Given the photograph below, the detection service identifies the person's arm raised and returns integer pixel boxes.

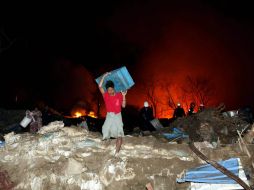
[121,91,127,108]
[98,72,110,94]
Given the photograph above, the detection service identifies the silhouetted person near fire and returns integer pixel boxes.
[188,102,196,116]
[198,103,205,112]
[139,101,155,133]
[99,72,127,156]
[173,103,186,119]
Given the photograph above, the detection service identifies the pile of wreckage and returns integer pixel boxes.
[157,104,254,189]
[0,105,253,190]
[167,104,253,144]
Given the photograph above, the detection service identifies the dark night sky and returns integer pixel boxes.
[1,1,254,115]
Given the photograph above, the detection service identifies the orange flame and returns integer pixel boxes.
[88,111,97,118]
[74,112,83,118]
[71,109,97,118]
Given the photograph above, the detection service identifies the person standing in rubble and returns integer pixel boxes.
[173,103,186,119]
[98,72,127,156]
[139,101,155,133]
[188,102,196,116]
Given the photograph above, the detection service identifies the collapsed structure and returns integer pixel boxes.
[0,105,253,189]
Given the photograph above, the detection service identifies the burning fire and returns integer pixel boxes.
[88,111,97,118]
[74,112,83,118]
[72,110,97,118]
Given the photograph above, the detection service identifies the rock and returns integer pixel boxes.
[62,158,85,175]
[38,121,64,134]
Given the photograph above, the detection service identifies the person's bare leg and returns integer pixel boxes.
[146,183,154,190]
[115,137,123,155]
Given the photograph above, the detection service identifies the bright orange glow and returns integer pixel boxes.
[88,111,97,118]
[71,108,97,118]
[71,108,86,118]
[136,84,210,118]
[74,112,82,118]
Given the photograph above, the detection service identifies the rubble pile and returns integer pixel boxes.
[0,121,253,189]
[170,107,251,143]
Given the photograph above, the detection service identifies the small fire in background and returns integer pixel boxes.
[88,111,97,118]
[74,112,83,118]
[71,108,86,118]
[71,108,97,118]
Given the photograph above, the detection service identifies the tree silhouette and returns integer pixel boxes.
[141,78,162,118]
[182,75,215,107]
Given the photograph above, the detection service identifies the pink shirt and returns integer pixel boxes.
[103,92,123,114]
